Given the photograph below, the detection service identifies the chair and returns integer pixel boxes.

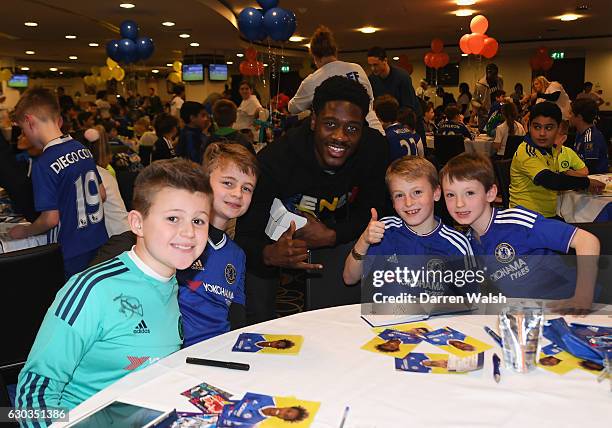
[503,135,525,159]
[115,170,139,211]
[433,134,465,168]
[139,145,153,167]
[0,244,65,407]
[493,159,512,209]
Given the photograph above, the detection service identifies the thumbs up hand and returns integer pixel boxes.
[362,208,386,246]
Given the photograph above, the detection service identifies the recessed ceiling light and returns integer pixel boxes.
[303,43,311,48]
[65,35,77,39]
[263,63,269,67]
[59,71,64,75]
[49,67,58,71]
[152,69,159,73]
[226,61,233,65]
[24,22,38,27]
[289,36,306,42]
[559,14,580,21]
[357,26,379,34]
[68,55,78,60]
[189,42,200,47]
[25,50,35,55]
[392,56,399,60]
[166,63,173,66]
[120,3,135,8]
[162,21,175,27]
[461,53,468,57]
[454,9,475,16]
[456,0,476,5]
[89,42,99,47]
[179,33,190,38]
[21,67,30,71]
[236,53,244,57]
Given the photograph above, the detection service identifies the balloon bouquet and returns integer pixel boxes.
[459,15,499,58]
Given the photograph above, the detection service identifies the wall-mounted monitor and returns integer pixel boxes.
[209,64,228,81]
[8,74,29,88]
[182,64,204,81]
[425,63,459,86]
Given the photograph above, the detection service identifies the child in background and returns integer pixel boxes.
[493,102,526,157]
[373,95,424,162]
[554,121,588,177]
[437,106,473,140]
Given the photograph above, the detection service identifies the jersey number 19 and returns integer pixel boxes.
[74,170,103,228]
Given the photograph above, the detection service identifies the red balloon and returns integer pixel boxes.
[239,60,264,76]
[467,33,486,55]
[245,47,257,61]
[529,55,542,71]
[438,52,450,68]
[459,34,471,54]
[541,55,554,71]
[424,52,435,68]
[431,38,444,53]
[536,46,548,57]
[481,37,499,59]
[470,15,489,35]
[398,54,413,74]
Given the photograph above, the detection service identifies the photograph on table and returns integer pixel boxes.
[538,344,582,375]
[217,392,320,427]
[361,328,424,358]
[181,381,233,414]
[394,351,484,374]
[423,327,492,356]
[169,412,218,428]
[232,333,304,355]
[371,321,433,337]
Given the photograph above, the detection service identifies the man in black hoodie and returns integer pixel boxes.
[235,76,389,323]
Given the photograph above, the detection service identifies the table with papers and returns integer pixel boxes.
[425,134,494,156]
[56,304,612,427]
[0,189,50,253]
[557,173,612,223]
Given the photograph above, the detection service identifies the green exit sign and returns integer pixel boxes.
[280,65,290,73]
[551,51,565,60]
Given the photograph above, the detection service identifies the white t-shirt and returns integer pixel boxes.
[170,96,184,119]
[97,166,130,237]
[494,121,525,155]
[288,60,384,134]
[537,81,571,120]
[234,95,263,131]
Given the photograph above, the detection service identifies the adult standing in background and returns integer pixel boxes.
[288,25,383,134]
[234,81,264,132]
[524,76,571,121]
[510,83,524,110]
[576,82,604,107]
[367,46,424,139]
[457,82,472,120]
[472,63,504,130]
[170,86,185,119]
[56,87,74,112]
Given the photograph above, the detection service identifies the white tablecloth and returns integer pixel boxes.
[425,135,494,156]
[557,174,612,223]
[56,305,612,428]
[0,222,49,253]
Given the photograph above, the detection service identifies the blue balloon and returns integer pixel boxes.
[136,37,155,60]
[286,10,297,39]
[263,7,291,41]
[257,0,278,11]
[118,38,137,63]
[120,20,139,41]
[106,40,121,62]
[238,7,266,42]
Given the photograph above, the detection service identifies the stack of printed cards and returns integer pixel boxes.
[395,352,485,374]
[166,412,218,427]
[217,392,320,427]
[538,344,605,375]
[422,326,492,357]
[232,333,304,355]
[181,381,233,414]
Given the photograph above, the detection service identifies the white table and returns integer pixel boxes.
[557,174,612,223]
[57,305,612,428]
[425,135,494,156]
[0,222,50,253]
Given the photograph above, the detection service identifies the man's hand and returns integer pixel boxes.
[262,221,323,270]
[8,224,30,239]
[587,179,605,194]
[293,213,336,249]
[548,295,593,317]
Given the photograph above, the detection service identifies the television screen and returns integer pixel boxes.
[209,64,228,81]
[425,63,459,86]
[182,64,204,81]
[8,74,28,88]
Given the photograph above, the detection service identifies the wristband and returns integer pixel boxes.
[351,247,366,261]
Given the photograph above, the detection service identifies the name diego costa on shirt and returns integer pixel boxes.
[49,148,94,174]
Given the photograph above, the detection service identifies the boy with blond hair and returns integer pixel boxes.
[16,159,212,418]
[178,143,259,346]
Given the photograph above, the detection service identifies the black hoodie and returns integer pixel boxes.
[235,120,389,277]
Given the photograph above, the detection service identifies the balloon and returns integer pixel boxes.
[398,55,413,74]
[257,0,278,11]
[90,66,100,75]
[467,33,486,55]
[424,52,434,68]
[0,69,12,81]
[438,52,450,68]
[168,72,182,84]
[245,47,258,61]
[173,61,182,73]
[106,57,118,69]
[120,20,139,41]
[136,37,154,61]
[529,55,541,70]
[470,15,489,34]
[263,7,292,41]
[431,38,444,53]
[83,75,95,86]
[95,75,106,86]
[287,10,297,38]
[541,55,554,71]
[238,7,266,41]
[239,61,264,76]
[459,34,472,55]
[106,40,121,62]
[536,46,548,56]
[100,66,112,81]
[481,37,499,59]
[118,38,138,63]
[111,67,125,81]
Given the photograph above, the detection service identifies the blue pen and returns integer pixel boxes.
[484,326,503,347]
[492,353,501,383]
[339,406,350,428]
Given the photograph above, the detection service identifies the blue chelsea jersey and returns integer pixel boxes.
[573,126,609,174]
[177,226,246,347]
[32,136,108,259]
[384,123,424,162]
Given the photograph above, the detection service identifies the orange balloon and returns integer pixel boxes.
[431,38,444,53]
[438,52,450,68]
[459,34,471,54]
[245,47,257,61]
[481,37,499,59]
[467,33,486,55]
[541,55,554,71]
[424,52,435,68]
[536,46,548,56]
[470,15,489,35]
[529,55,541,70]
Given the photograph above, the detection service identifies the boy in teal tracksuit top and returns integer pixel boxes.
[15,158,213,424]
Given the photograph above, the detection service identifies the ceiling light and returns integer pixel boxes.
[263,63,269,67]
[65,35,77,39]
[25,50,35,55]
[456,0,476,5]
[559,14,580,21]
[461,53,468,57]
[59,71,64,75]
[24,22,38,27]
[357,27,379,34]
[392,56,399,60]
[303,43,311,48]
[49,67,58,71]
[454,9,475,16]
[152,69,159,73]
[289,36,306,42]
[89,42,99,47]
[179,33,190,38]
[189,42,200,47]
[236,53,244,57]
[120,3,135,8]
[21,67,30,71]
[226,61,233,65]
[162,21,175,27]
[68,55,78,60]
[166,63,173,66]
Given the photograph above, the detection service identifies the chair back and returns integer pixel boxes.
[493,159,512,208]
[433,134,465,168]
[139,145,153,166]
[503,135,524,159]
[115,170,139,211]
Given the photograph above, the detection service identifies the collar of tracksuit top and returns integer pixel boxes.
[524,135,554,156]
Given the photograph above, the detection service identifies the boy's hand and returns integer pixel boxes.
[8,224,30,239]
[294,213,336,249]
[587,179,605,194]
[263,221,323,270]
[362,208,386,245]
